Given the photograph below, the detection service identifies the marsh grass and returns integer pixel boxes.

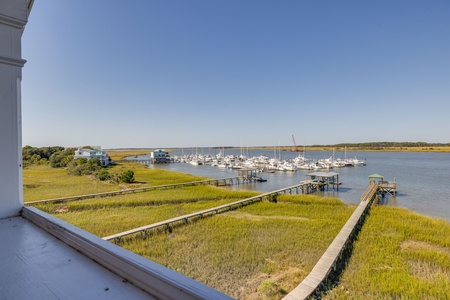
[33,186,259,237]
[119,195,354,299]
[31,178,354,300]
[324,206,450,300]
[23,163,206,202]
[36,199,238,237]
[23,165,119,201]
[37,186,259,211]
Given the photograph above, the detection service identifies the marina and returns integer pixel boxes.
[142,149,450,221]
[128,148,366,171]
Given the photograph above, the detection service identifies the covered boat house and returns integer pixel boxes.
[305,172,340,191]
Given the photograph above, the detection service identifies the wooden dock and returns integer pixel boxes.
[378,180,397,196]
[26,171,332,207]
[305,172,340,191]
[103,182,311,242]
[24,176,252,205]
[282,182,379,300]
[369,174,397,196]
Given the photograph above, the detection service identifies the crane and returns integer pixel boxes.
[292,135,299,152]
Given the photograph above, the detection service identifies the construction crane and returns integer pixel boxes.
[291,135,299,152]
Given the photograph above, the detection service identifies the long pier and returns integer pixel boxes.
[282,181,379,300]
[24,176,254,205]
[25,172,334,206]
[102,182,309,242]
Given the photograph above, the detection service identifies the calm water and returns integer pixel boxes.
[143,150,450,221]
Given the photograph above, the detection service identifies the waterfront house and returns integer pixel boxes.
[150,149,171,163]
[74,147,110,166]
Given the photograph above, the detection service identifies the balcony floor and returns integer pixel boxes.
[0,216,154,299]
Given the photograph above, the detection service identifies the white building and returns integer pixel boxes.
[74,147,110,166]
[150,149,170,163]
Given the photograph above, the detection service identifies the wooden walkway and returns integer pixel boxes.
[282,182,379,300]
[24,173,323,207]
[103,182,309,242]
[24,176,252,205]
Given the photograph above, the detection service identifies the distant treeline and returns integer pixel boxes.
[215,142,450,151]
[312,142,450,148]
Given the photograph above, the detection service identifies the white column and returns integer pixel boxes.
[0,0,28,218]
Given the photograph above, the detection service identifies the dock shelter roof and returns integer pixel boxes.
[307,172,339,178]
[369,174,384,179]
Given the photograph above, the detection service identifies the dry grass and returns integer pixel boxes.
[219,210,310,222]
[400,240,450,256]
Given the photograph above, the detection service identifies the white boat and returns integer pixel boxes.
[297,163,313,170]
[189,160,202,166]
[280,162,297,171]
[348,157,366,166]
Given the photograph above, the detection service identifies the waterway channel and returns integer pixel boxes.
[136,150,450,221]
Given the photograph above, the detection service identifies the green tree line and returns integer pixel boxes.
[312,141,450,148]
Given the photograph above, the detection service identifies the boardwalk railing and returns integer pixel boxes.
[24,176,248,206]
[360,181,378,202]
[103,182,307,242]
[283,183,379,300]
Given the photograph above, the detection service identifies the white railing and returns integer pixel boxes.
[22,206,233,300]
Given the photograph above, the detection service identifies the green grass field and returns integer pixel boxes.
[23,165,119,201]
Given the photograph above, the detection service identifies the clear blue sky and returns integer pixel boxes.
[22,1,450,149]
